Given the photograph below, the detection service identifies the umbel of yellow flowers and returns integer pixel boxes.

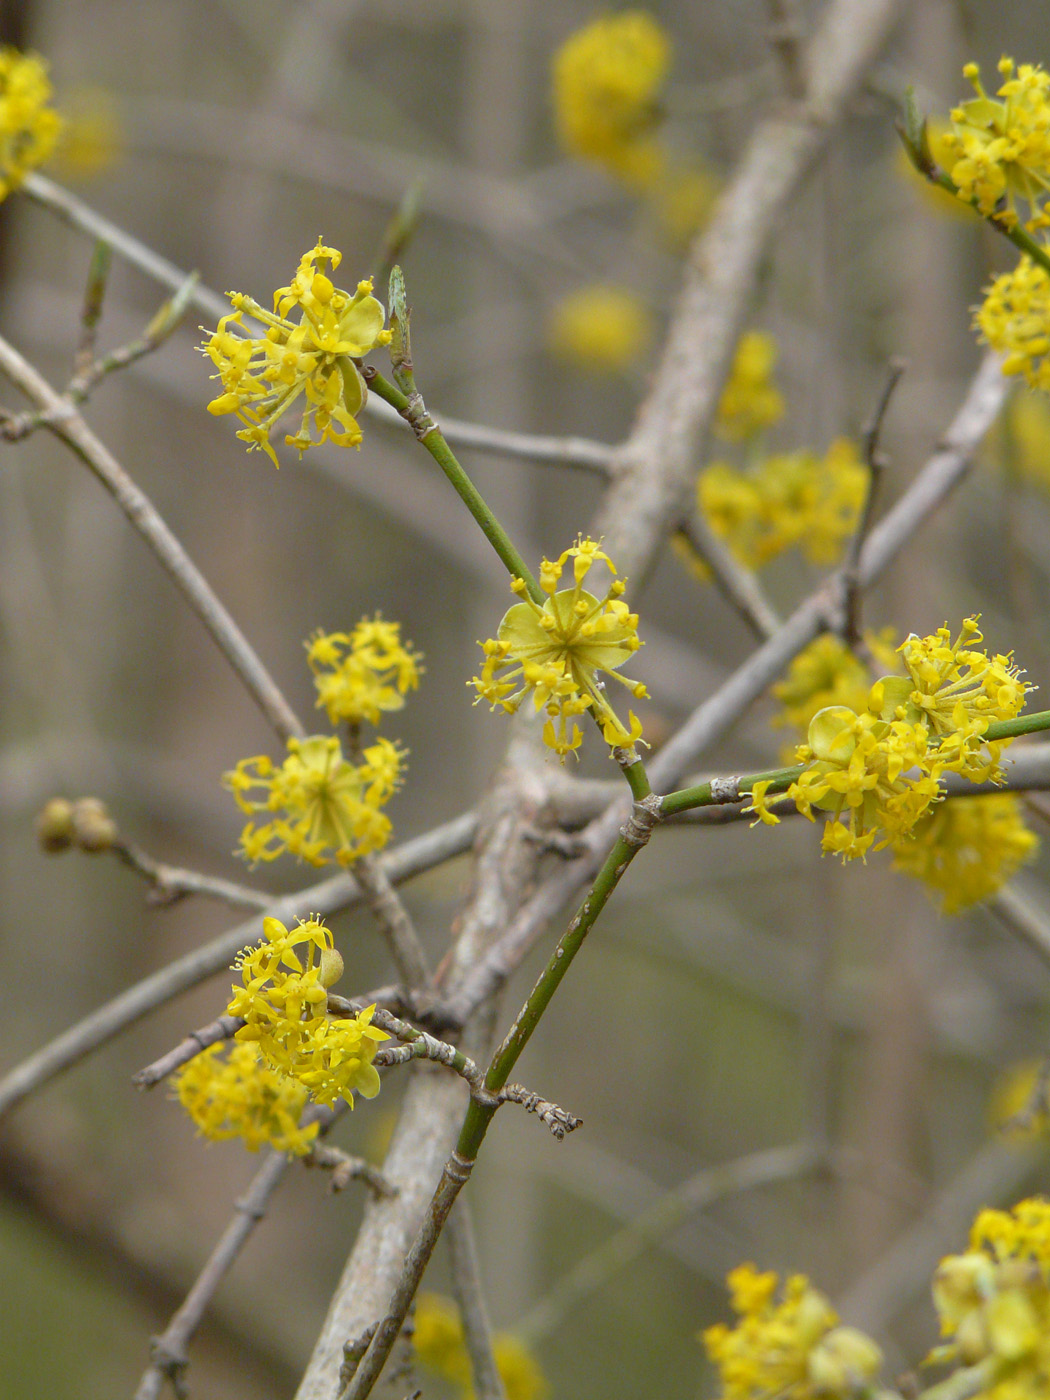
[228,916,388,1108]
[0,48,62,198]
[201,239,392,466]
[748,618,1031,864]
[472,537,647,758]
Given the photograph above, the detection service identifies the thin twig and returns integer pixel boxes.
[134,1100,346,1400]
[447,1202,506,1400]
[349,853,429,989]
[0,332,305,744]
[0,812,478,1121]
[133,1147,293,1400]
[516,1142,820,1342]
[677,514,782,641]
[133,1015,245,1088]
[21,173,613,473]
[304,1145,397,1198]
[111,841,272,910]
[840,356,906,644]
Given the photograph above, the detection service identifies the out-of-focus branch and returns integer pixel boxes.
[111,839,272,910]
[447,1203,506,1400]
[0,812,477,1121]
[517,1142,820,1342]
[20,174,612,472]
[0,332,306,745]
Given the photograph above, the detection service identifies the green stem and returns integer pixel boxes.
[986,707,1050,741]
[366,368,541,601]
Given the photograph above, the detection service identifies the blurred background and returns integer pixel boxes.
[3,1,1050,1396]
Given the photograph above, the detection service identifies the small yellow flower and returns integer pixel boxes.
[787,705,943,863]
[174,1040,319,1156]
[975,256,1050,391]
[307,617,423,727]
[224,733,404,867]
[228,916,388,1108]
[552,11,670,187]
[704,1264,880,1400]
[772,631,898,745]
[547,285,653,374]
[0,48,61,198]
[930,1198,1050,1390]
[871,616,1031,782]
[201,239,392,466]
[471,537,647,758]
[743,779,781,827]
[714,332,785,443]
[940,58,1050,230]
[413,1293,548,1400]
[891,794,1037,914]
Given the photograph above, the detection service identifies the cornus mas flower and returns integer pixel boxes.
[201,239,392,467]
[931,1198,1050,1388]
[547,285,653,374]
[786,705,944,863]
[871,617,1030,782]
[941,58,1050,230]
[224,733,404,867]
[0,48,61,198]
[975,256,1050,390]
[228,916,389,1108]
[471,537,647,758]
[891,794,1037,915]
[307,617,423,727]
[699,440,867,571]
[552,11,670,188]
[703,1264,882,1400]
[174,1041,319,1156]
[413,1294,549,1400]
[713,331,785,443]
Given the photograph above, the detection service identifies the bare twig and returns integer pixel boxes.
[0,332,305,744]
[0,812,477,1121]
[21,174,612,473]
[447,1202,506,1400]
[304,1145,397,1198]
[133,1015,245,1088]
[111,840,271,911]
[839,356,907,644]
[350,854,429,990]
[133,1147,293,1400]
[676,513,782,641]
[497,1084,582,1141]
[516,1142,820,1342]
[766,0,808,98]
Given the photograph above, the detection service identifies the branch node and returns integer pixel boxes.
[621,792,663,848]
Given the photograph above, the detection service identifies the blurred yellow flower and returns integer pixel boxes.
[548,285,653,373]
[52,86,121,179]
[174,1041,319,1156]
[0,47,61,198]
[714,331,785,443]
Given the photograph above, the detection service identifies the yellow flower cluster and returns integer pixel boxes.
[413,1293,548,1400]
[986,391,1050,494]
[201,239,392,467]
[931,1198,1050,1393]
[225,734,404,868]
[307,617,422,728]
[941,59,1050,231]
[891,792,1037,914]
[699,439,867,571]
[772,631,899,741]
[471,537,647,758]
[714,332,786,443]
[751,618,1031,864]
[0,48,61,198]
[976,256,1050,391]
[552,12,669,188]
[228,916,388,1108]
[174,1040,320,1156]
[547,285,653,374]
[703,1264,882,1400]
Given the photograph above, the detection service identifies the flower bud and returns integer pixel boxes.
[36,797,75,853]
[71,797,117,853]
[320,946,345,989]
[807,1326,883,1396]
